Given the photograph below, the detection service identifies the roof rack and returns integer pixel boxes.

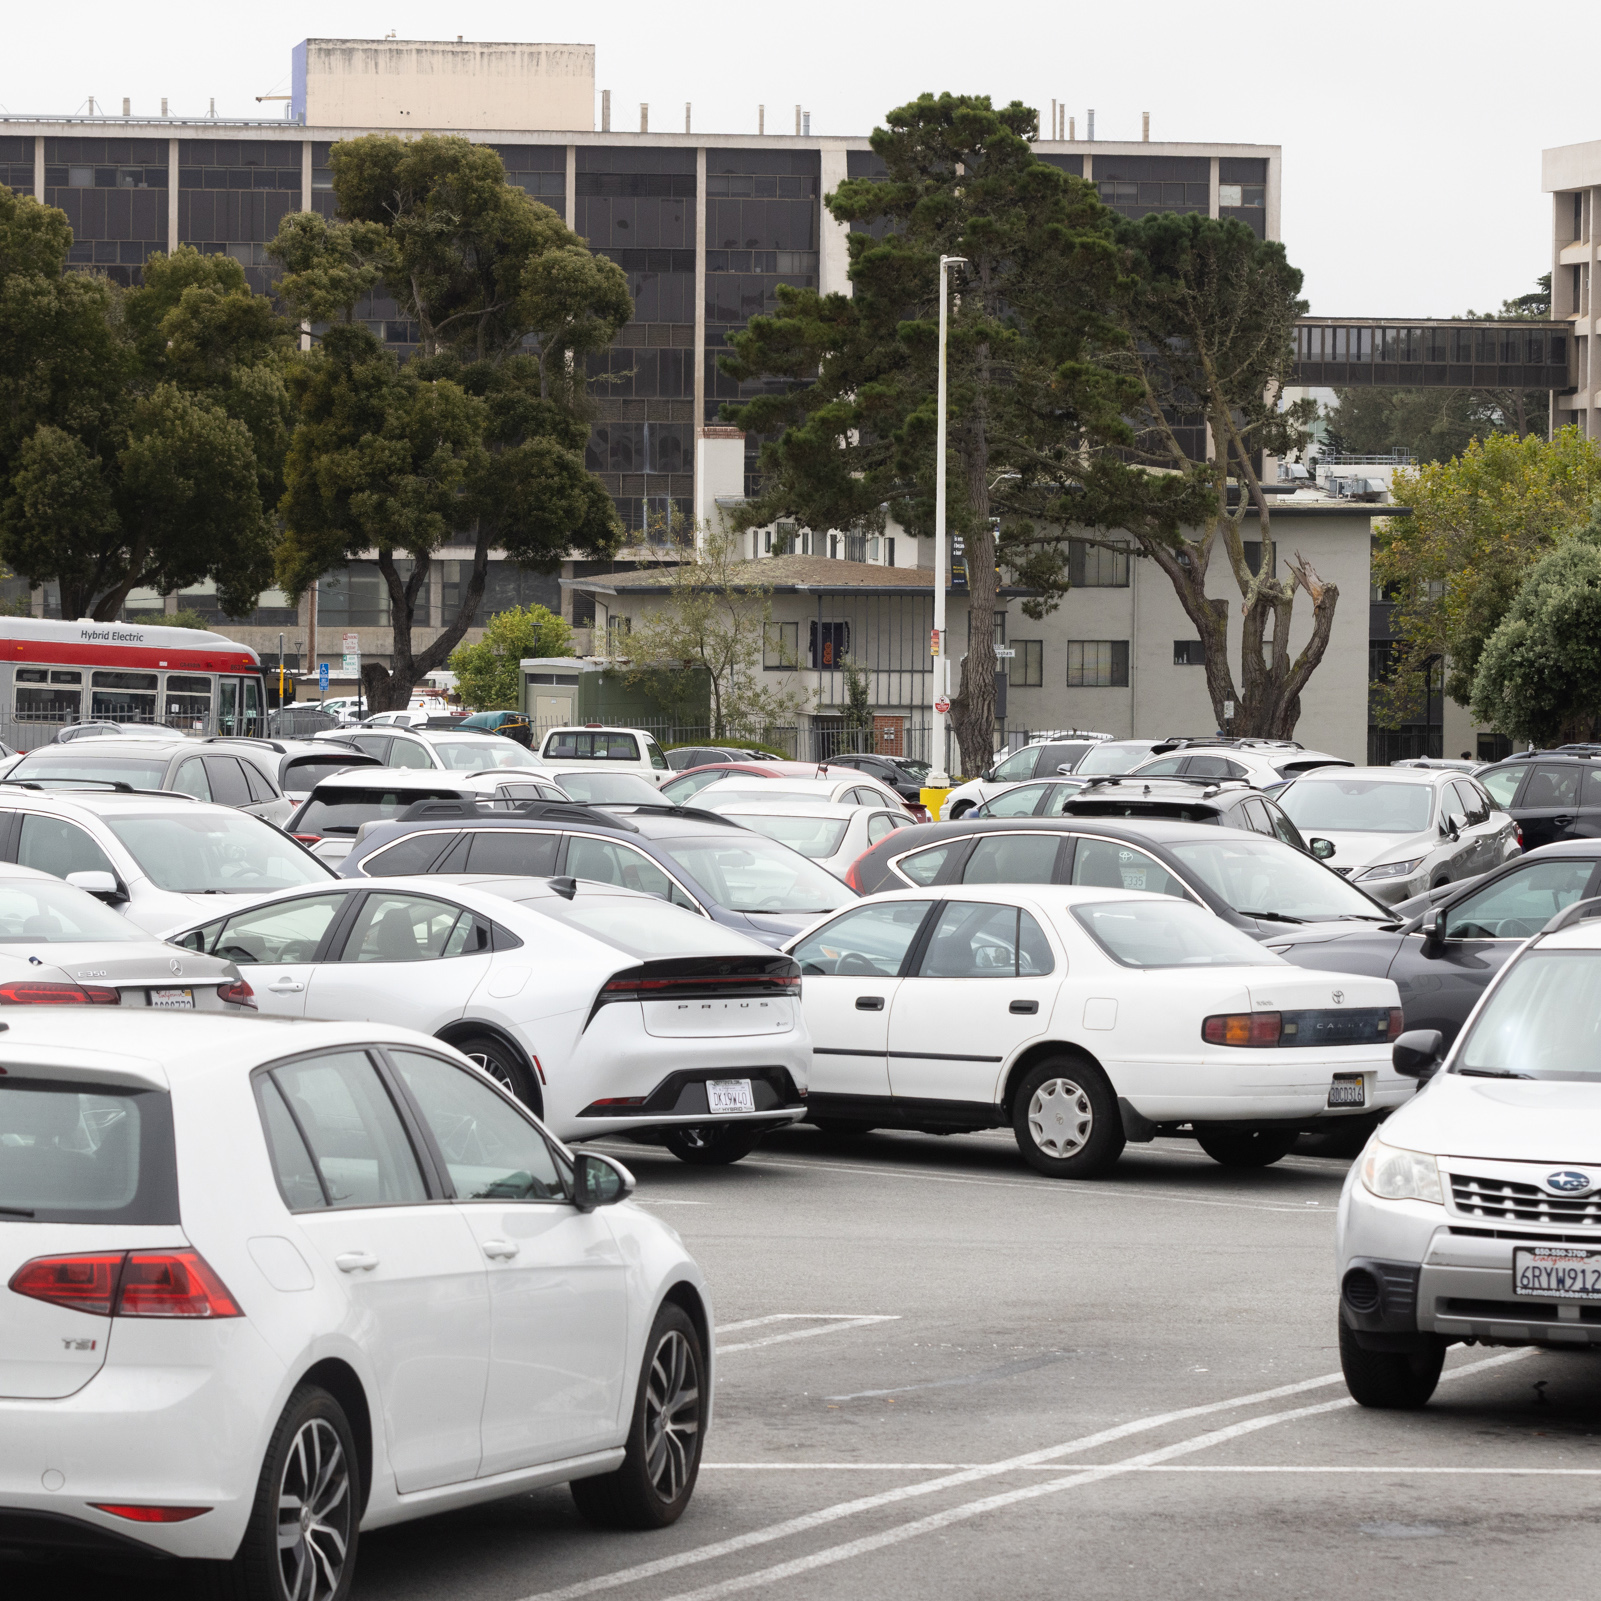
[393,797,642,833]
[0,778,198,801]
[1076,774,1248,795]
[1151,736,1303,754]
[206,736,289,754]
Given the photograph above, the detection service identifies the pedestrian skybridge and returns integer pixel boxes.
[1293,319,1573,390]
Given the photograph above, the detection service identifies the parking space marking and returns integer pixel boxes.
[824,1350,1071,1400]
[702,1461,1601,1475]
[638,1349,1534,1601]
[517,1350,1528,1601]
[715,1314,900,1354]
[740,1153,1333,1214]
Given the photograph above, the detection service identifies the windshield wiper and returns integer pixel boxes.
[1238,910,1307,924]
[1455,1068,1534,1079]
[0,1204,36,1217]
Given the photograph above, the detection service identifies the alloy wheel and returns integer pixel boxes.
[468,1050,516,1094]
[643,1329,700,1502]
[276,1416,352,1601]
[1027,1077,1093,1159]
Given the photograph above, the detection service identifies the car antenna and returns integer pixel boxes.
[548,876,578,900]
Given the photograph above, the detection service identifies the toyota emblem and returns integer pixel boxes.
[1330,989,1344,1005]
[169,958,182,976]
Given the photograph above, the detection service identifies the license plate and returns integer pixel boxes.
[148,988,195,1010]
[706,1078,755,1113]
[1514,1246,1601,1300]
[1327,1075,1366,1108]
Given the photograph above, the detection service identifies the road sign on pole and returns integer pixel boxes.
[318,661,330,693]
[934,697,951,715]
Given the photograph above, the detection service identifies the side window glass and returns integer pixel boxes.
[982,785,1046,818]
[566,835,675,899]
[1071,838,1187,897]
[1525,765,1580,809]
[962,833,1062,884]
[646,738,669,772]
[264,1051,427,1208]
[991,749,1039,781]
[1017,909,1055,975]
[1043,784,1082,817]
[866,813,898,845]
[341,893,471,962]
[792,899,933,975]
[1443,861,1596,941]
[350,735,390,760]
[213,892,348,964]
[897,845,953,886]
[1585,768,1601,809]
[1239,799,1275,836]
[464,830,561,877]
[390,1050,564,1201]
[1136,756,1186,776]
[203,756,251,807]
[1263,801,1306,850]
[365,832,458,876]
[388,740,432,770]
[17,816,115,881]
[1440,783,1470,830]
[598,733,639,761]
[1188,755,1235,779]
[257,1075,328,1211]
[173,759,211,800]
[919,901,1054,978]
[543,733,579,759]
[1480,766,1524,809]
[242,762,276,806]
[1458,781,1490,825]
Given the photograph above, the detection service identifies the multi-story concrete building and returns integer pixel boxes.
[1545,139,1601,436]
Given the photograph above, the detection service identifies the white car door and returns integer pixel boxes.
[257,1047,490,1492]
[387,1048,630,1471]
[790,900,936,1102]
[886,900,1059,1105]
[194,890,355,1017]
[305,889,498,1030]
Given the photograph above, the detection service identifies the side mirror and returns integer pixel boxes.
[1420,908,1446,950]
[1055,764,1076,776]
[981,768,995,783]
[573,1150,635,1212]
[1392,1028,1445,1080]
[1441,818,1459,840]
[66,870,125,905]
[1309,837,1335,860]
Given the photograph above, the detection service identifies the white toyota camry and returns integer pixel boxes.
[788,884,1409,1177]
[171,874,810,1166]
[0,1012,710,1594]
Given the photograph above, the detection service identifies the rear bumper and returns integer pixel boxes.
[1118,1053,1411,1125]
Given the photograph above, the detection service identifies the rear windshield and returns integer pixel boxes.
[556,772,668,805]
[8,753,171,790]
[0,1080,178,1223]
[522,895,760,957]
[543,731,641,761]
[296,788,467,835]
[1277,779,1433,834]
[733,814,850,858]
[1073,899,1281,968]
[282,756,376,792]
[1073,742,1158,776]
[430,739,540,772]
[658,835,854,914]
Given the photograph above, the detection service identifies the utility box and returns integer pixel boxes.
[519,658,711,728]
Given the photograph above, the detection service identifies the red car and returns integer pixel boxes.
[661,760,925,819]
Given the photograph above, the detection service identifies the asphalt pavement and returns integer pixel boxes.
[13,1125,1601,1600]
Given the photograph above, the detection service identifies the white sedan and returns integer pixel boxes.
[171,874,810,1165]
[0,1012,711,1589]
[700,798,914,878]
[788,884,1408,1177]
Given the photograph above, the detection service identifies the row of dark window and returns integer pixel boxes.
[1296,325,1567,365]
[585,421,693,475]
[46,165,168,189]
[709,197,817,251]
[578,201,692,249]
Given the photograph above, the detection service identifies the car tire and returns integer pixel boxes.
[1011,1056,1124,1179]
[455,1032,538,1109]
[1194,1125,1299,1167]
[1338,1316,1445,1409]
[662,1124,766,1165]
[196,1384,359,1601]
[948,801,974,819]
[570,1301,705,1529]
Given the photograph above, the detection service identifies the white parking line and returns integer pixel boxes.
[715,1314,900,1355]
[701,1461,1601,1476]
[515,1350,1528,1601]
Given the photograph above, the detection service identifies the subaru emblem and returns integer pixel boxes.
[1331,989,1344,1005]
[169,958,182,976]
[1545,1170,1592,1194]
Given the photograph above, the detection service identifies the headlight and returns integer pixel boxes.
[1357,857,1424,883]
[1359,1139,1443,1204]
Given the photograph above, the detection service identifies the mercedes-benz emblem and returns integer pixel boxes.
[169,958,183,976]
[1330,989,1344,1005]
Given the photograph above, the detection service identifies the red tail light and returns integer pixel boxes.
[603,972,800,994]
[91,1504,211,1523]
[1387,1007,1405,1041]
[9,1250,242,1319]
[1202,1011,1282,1047]
[293,833,322,844]
[0,981,119,1005]
[217,977,257,1009]
[843,846,875,894]
[1514,823,1524,848]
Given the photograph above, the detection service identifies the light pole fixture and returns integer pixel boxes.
[929,253,966,787]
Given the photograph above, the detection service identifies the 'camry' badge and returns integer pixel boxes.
[1545,1171,1591,1194]
[1331,989,1344,1005]
[169,958,182,976]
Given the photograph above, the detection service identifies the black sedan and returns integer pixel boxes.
[1267,839,1601,1044]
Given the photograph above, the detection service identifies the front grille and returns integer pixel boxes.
[1442,1297,1601,1324]
[1331,866,1353,878]
[1450,1174,1601,1228]
[1449,1224,1601,1246]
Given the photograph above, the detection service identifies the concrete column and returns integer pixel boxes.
[32,136,43,201]
[1209,155,1220,220]
[1589,186,1598,430]
[1265,150,1282,242]
[818,143,851,298]
[300,139,312,211]
[167,138,179,252]
[564,143,576,227]
[693,144,707,529]
[1081,151,1092,183]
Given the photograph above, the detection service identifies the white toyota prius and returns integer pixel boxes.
[788,884,1409,1176]
[0,1012,712,1594]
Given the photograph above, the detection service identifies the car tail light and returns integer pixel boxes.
[91,1504,211,1523]
[117,1251,242,1318]
[293,833,322,844]
[0,981,119,1005]
[1387,1007,1405,1041]
[602,970,801,996]
[217,977,257,1009]
[1514,822,1524,848]
[843,846,875,894]
[9,1253,124,1315]
[8,1249,242,1319]
[1202,1012,1282,1047]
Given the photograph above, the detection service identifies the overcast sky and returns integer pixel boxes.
[2,0,1582,317]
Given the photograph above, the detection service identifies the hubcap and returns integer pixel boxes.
[469,1050,515,1093]
[276,1417,350,1601]
[643,1330,700,1502]
[1027,1077,1093,1160]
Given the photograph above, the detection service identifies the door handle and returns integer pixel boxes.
[1554,815,1575,826]
[1009,999,1039,1015]
[482,1239,520,1261]
[334,1251,378,1273]
[855,995,885,1011]
[268,978,305,993]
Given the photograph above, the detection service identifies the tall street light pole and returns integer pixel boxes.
[929,253,966,788]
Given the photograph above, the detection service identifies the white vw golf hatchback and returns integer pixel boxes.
[789,884,1408,1176]
[0,1012,712,1596]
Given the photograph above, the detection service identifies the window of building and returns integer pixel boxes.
[1008,640,1043,687]
[764,620,799,669]
[1066,640,1129,688]
[809,620,850,669]
[1068,541,1130,587]
[1174,640,1205,666]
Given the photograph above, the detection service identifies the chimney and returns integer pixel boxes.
[1069,116,1075,141]
[795,104,801,136]
[685,102,692,134]
[160,96,168,117]
[208,97,215,118]
[1087,109,1095,141]
[803,110,811,135]
[122,97,130,117]
[640,102,648,133]
[601,89,610,132]
[759,104,765,135]
[1050,98,1056,141]
[1142,111,1150,141]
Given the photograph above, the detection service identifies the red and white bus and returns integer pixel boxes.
[0,617,267,748]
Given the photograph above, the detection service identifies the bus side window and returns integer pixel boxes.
[242,679,264,737]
